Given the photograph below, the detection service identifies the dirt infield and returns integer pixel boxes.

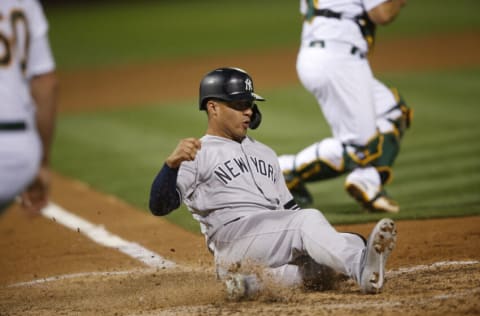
[1,177,479,315]
[1,32,480,315]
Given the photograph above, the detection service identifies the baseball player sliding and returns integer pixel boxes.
[0,0,58,214]
[149,67,397,299]
[279,0,411,213]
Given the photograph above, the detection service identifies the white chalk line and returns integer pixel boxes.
[387,260,479,276]
[41,202,175,269]
[8,270,141,287]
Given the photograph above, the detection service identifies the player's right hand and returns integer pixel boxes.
[166,138,202,168]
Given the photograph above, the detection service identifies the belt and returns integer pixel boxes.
[0,121,27,131]
[308,40,366,59]
[313,9,342,19]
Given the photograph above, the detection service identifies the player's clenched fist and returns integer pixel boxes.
[166,138,202,168]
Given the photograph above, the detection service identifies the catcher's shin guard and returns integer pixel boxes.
[372,133,399,185]
[283,159,343,207]
[374,90,413,185]
[381,87,413,139]
[279,139,346,207]
[345,133,384,168]
[343,133,402,211]
[296,138,346,181]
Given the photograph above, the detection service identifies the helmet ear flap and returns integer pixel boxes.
[199,98,209,111]
[249,104,262,129]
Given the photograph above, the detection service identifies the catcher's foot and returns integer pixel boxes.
[359,218,397,294]
[345,180,399,213]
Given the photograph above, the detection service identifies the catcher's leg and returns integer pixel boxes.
[344,131,402,213]
[344,166,400,213]
[374,87,412,185]
[278,138,348,207]
[345,87,412,213]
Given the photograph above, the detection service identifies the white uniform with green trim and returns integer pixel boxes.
[298,0,401,145]
[278,0,406,205]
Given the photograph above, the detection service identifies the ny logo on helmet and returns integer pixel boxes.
[245,78,253,91]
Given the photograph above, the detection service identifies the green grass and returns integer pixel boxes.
[45,0,480,70]
[46,0,300,69]
[52,68,480,232]
[379,0,480,37]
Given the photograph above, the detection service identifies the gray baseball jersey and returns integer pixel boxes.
[177,135,296,238]
[150,134,367,287]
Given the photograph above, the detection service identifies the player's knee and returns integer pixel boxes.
[278,139,343,192]
[377,88,413,138]
[288,138,345,183]
[317,138,344,170]
[278,155,295,172]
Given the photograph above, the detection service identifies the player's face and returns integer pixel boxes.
[207,100,254,142]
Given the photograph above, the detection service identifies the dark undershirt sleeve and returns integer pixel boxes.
[149,163,181,216]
